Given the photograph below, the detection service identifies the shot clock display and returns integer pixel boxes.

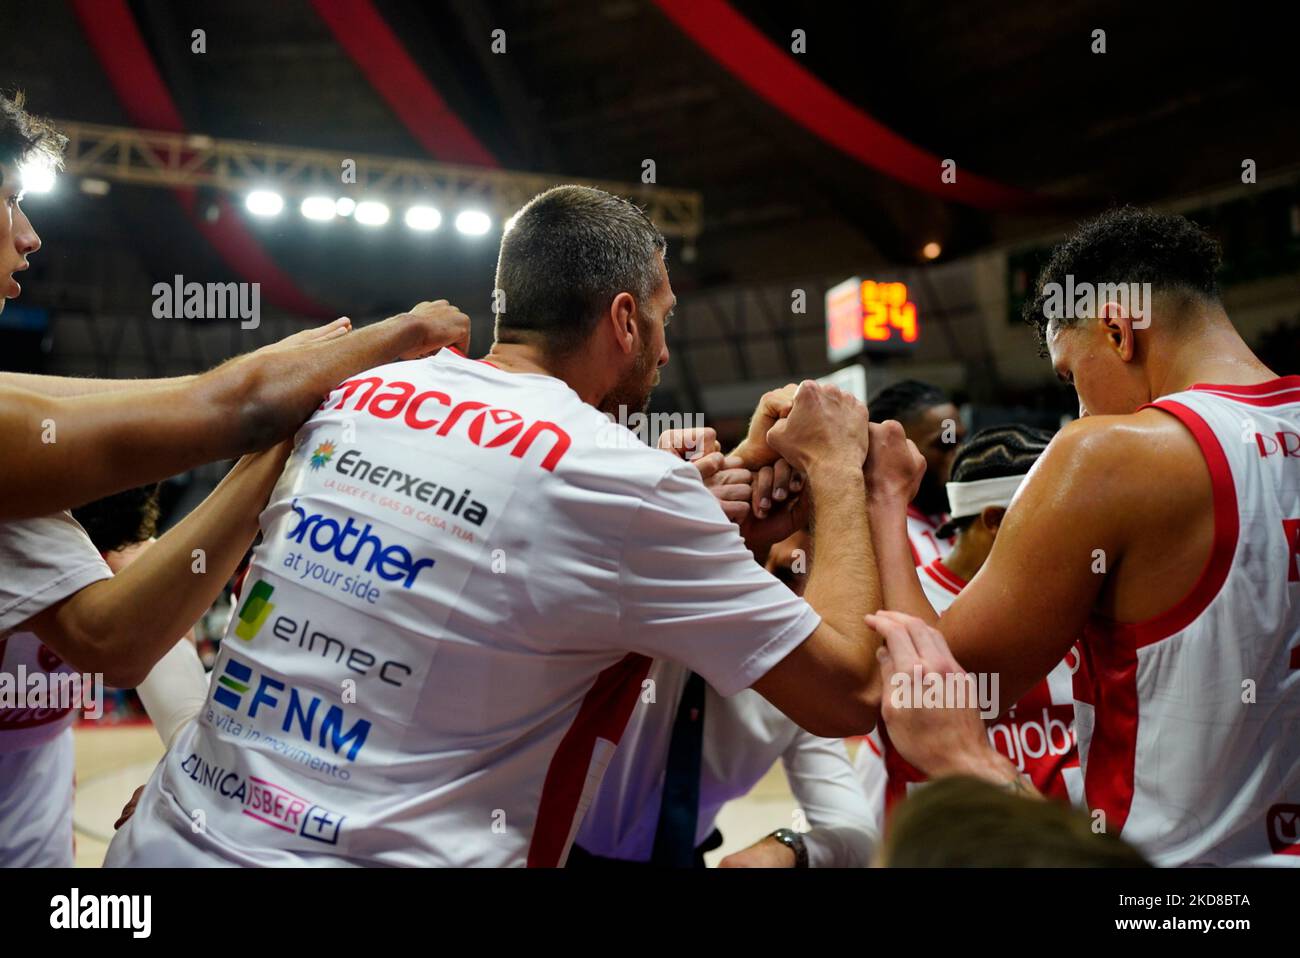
[825,277,921,361]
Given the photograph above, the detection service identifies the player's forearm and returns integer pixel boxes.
[220,314,428,447]
[1,315,428,519]
[1,373,263,518]
[0,371,198,397]
[802,463,878,654]
[39,446,286,685]
[867,492,940,625]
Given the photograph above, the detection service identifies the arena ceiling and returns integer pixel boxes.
[4,0,1297,333]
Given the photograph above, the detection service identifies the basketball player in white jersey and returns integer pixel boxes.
[867,380,965,566]
[856,425,1082,828]
[864,207,1300,866]
[107,185,886,868]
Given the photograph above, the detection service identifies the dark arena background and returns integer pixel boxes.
[1,0,1298,941]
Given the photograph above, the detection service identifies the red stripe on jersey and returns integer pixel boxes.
[1188,375,1300,402]
[908,538,922,566]
[1191,389,1300,408]
[1114,400,1240,648]
[527,653,652,867]
[922,558,967,595]
[1074,618,1140,834]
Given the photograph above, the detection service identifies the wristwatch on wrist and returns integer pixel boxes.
[769,828,809,868]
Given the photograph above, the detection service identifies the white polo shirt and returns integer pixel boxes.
[109,350,820,868]
[576,659,876,866]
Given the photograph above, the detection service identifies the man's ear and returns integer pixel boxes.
[606,291,638,357]
[980,505,1008,535]
[1098,301,1136,362]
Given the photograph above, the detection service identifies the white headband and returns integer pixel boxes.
[944,474,1026,522]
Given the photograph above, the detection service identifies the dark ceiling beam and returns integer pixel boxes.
[446,0,558,171]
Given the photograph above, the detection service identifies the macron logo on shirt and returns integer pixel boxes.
[325,375,573,471]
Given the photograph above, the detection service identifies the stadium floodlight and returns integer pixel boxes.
[245,190,284,217]
[335,197,356,217]
[301,196,337,221]
[455,210,491,236]
[404,205,442,231]
[354,201,391,226]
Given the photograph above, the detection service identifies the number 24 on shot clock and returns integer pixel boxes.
[825,277,921,361]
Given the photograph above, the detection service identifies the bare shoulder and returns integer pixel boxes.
[1049,408,1202,465]
[1026,408,1209,522]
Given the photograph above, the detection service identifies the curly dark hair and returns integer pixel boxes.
[72,485,163,555]
[1023,206,1223,354]
[0,90,66,186]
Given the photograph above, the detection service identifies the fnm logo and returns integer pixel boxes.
[213,655,370,762]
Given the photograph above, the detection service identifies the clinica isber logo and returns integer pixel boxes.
[282,498,436,603]
[213,654,370,762]
[179,751,345,845]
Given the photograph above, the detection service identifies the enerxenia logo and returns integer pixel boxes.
[309,441,337,471]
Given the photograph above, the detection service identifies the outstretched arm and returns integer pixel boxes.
[20,441,290,686]
[0,301,469,519]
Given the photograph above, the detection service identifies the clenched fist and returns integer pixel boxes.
[766,380,870,474]
[394,299,471,359]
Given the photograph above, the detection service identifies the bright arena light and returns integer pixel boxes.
[922,241,942,260]
[301,196,337,221]
[404,205,442,231]
[354,201,391,226]
[335,197,356,217]
[19,161,56,194]
[455,210,491,236]
[245,190,284,217]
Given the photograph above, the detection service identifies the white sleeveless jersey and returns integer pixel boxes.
[107,351,817,868]
[1073,376,1300,866]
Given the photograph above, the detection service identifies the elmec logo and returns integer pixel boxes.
[213,655,371,762]
[235,581,275,641]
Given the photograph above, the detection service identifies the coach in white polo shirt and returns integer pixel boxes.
[108,184,885,868]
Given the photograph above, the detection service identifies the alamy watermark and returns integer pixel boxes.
[0,665,103,720]
[889,664,1000,719]
[597,405,708,452]
[152,274,261,329]
[1040,276,1152,329]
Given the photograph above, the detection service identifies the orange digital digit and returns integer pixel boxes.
[892,300,918,342]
